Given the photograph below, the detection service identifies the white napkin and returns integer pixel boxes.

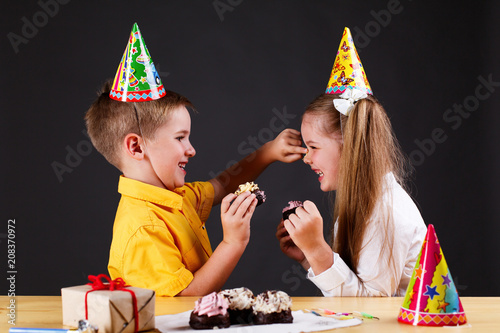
[155,310,362,332]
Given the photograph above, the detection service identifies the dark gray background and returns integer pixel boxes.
[2,0,499,296]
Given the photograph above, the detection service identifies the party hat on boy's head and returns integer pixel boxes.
[325,27,372,96]
[109,23,166,102]
[398,224,467,326]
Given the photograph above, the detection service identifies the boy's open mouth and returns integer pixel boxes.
[178,162,186,171]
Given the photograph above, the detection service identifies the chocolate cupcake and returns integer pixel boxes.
[235,182,266,206]
[282,201,303,220]
[189,292,231,329]
[252,290,293,325]
[219,287,255,324]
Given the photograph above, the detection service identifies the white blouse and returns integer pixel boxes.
[307,173,427,296]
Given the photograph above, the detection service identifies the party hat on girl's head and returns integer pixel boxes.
[109,23,166,102]
[398,224,467,326]
[325,27,372,96]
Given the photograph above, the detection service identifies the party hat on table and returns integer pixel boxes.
[398,224,467,326]
[109,23,166,102]
[325,27,372,96]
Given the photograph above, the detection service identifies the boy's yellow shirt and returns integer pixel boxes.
[108,176,214,296]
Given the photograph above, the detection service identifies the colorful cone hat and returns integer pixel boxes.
[110,23,166,102]
[398,224,467,326]
[325,27,372,95]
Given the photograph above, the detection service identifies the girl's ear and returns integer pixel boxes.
[123,133,145,161]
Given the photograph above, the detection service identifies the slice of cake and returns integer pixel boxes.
[282,201,303,220]
[252,290,293,325]
[235,182,266,206]
[189,292,231,329]
[219,287,255,324]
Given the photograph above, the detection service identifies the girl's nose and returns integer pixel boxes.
[302,149,310,164]
[186,143,196,157]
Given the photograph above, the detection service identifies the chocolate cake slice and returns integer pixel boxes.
[282,201,303,220]
[235,182,267,206]
[189,292,231,329]
[219,287,255,324]
[252,290,293,325]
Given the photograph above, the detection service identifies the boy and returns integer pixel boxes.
[85,24,306,296]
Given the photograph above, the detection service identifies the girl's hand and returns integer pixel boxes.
[283,200,328,257]
[262,129,307,164]
[220,192,257,247]
[276,220,307,264]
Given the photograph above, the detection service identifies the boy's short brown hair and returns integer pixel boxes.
[85,79,194,170]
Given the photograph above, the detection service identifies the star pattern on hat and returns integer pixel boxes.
[414,264,426,280]
[408,288,415,302]
[437,299,450,313]
[442,274,452,287]
[424,285,440,300]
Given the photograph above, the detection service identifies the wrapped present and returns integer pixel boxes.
[62,274,155,333]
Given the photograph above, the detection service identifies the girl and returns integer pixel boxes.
[276,92,427,296]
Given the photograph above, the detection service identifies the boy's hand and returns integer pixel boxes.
[283,200,329,257]
[263,129,307,164]
[276,219,307,264]
[220,192,257,247]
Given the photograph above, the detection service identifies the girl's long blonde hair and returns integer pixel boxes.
[304,93,408,276]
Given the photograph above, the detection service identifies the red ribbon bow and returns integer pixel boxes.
[85,274,139,332]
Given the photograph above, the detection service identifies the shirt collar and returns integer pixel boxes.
[117,175,184,210]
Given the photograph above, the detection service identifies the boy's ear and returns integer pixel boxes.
[123,133,145,160]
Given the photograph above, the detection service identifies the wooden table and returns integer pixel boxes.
[1,296,499,332]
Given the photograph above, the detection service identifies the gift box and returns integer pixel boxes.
[62,275,155,333]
